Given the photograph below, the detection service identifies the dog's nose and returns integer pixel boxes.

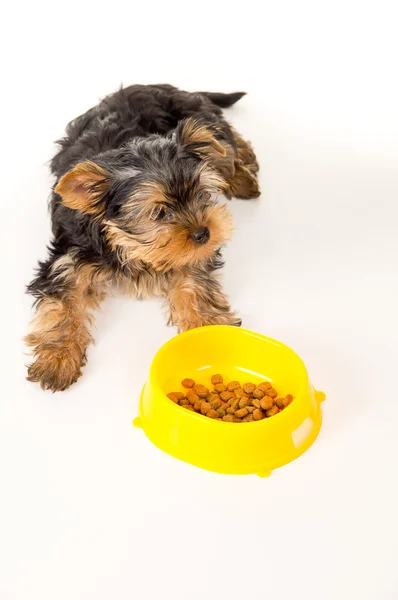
[191,226,210,244]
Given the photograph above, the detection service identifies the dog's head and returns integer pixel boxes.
[55,118,233,270]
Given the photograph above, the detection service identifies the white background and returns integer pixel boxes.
[1,1,398,599]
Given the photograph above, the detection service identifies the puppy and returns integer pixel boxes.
[26,84,260,391]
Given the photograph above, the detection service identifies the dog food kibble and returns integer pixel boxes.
[194,398,203,411]
[221,414,233,422]
[239,397,250,409]
[227,381,241,392]
[242,414,254,422]
[195,385,209,398]
[188,393,199,405]
[253,408,264,421]
[207,409,219,419]
[167,392,184,403]
[181,378,195,388]
[167,374,294,422]
[214,383,227,393]
[200,401,211,415]
[243,383,256,395]
[229,397,240,410]
[260,396,274,411]
[235,407,249,419]
[258,381,272,392]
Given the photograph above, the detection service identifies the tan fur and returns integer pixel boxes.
[232,128,260,173]
[227,160,260,199]
[105,203,233,271]
[25,267,105,391]
[167,269,241,332]
[55,161,110,215]
[200,128,260,199]
[122,181,169,218]
[180,118,226,156]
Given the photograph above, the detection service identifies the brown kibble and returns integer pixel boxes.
[229,397,240,410]
[223,414,234,422]
[235,407,249,419]
[243,383,256,395]
[195,385,209,398]
[258,381,272,392]
[214,383,227,393]
[181,378,195,388]
[227,381,241,392]
[209,393,220,403]
[253,408,264,421]
[242,414,254,422]
[238,397,250,409]
[206,409,219,419]
[200,402,211,415]
[188,393,199,405]
[260,396,274,411]
[168,375,293,422]
[167,392,182,403]
[278,395,293,408]
[194,399,203,411]
[210,398,222,410]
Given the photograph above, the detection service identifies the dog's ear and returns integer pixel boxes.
[55,161,110,216]
[177,118,226,157]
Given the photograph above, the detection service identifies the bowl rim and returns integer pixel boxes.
[146,325,310,426]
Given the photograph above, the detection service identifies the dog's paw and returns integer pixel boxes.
[212,311,242,328]
[26,348,84,392]
[178,311,241,331]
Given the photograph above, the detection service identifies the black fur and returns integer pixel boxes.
[29,84,243,300]
[25,84,260,391]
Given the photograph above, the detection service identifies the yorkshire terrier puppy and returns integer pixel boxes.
[26,84,260,391]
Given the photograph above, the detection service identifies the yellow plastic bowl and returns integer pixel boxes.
[133,326,325,477]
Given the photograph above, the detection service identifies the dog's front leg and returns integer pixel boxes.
[25,257,106,391]
[166,267,241,333]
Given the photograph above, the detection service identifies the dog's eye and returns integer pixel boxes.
[197,191,211,202]
[151,206,173,222]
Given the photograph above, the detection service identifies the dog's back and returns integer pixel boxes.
[50,84,242,179]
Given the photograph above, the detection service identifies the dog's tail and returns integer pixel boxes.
[199,91,246,108]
